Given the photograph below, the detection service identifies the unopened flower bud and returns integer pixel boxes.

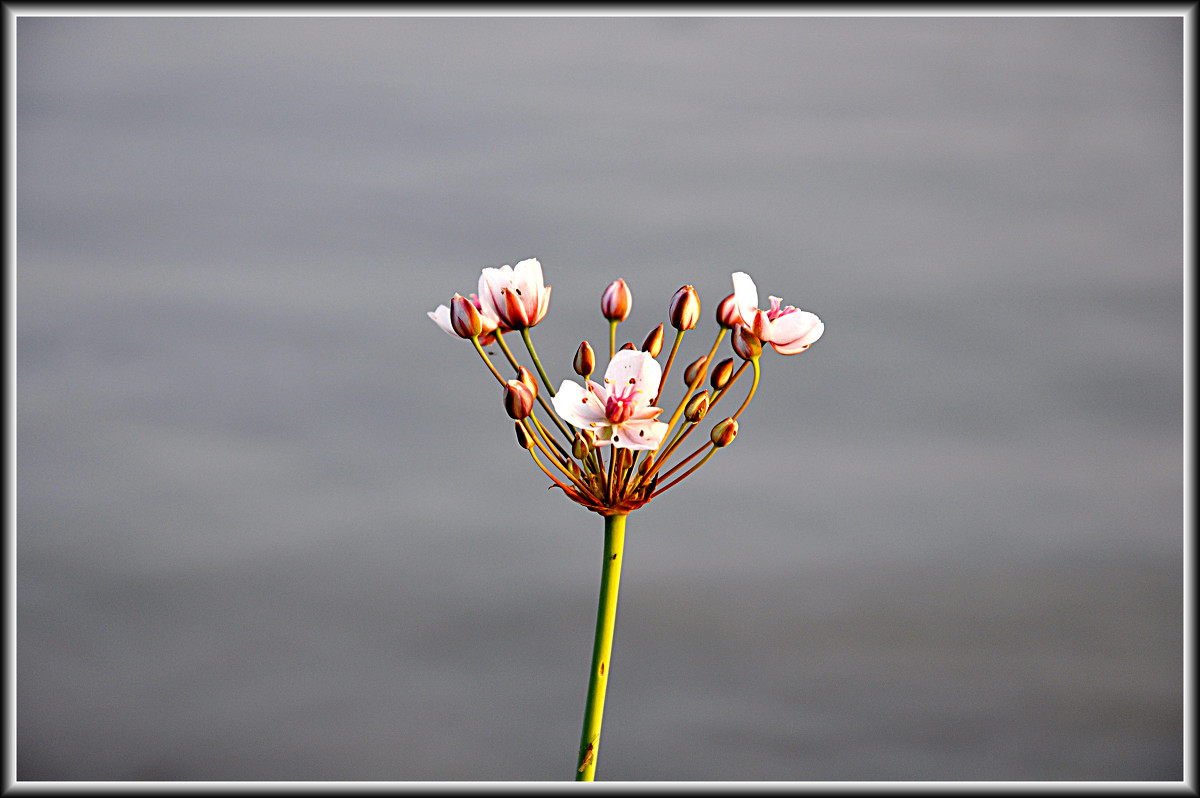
[684,390,710,423]
[516,365,538,400]
[450,293,483,338]
[710,357,735,391]
[514,421,533,449]
[668,285,700,330]
[601,278,632,322]
[638,452,655,475]
[683,355,708,387]
[715,293,742,329]
[732,326,762,360]
[504,379,535,420]
[620,341,637,351]
[710,417,738,447]
[573,341,595,378]
[641,323,664,357]
[573,429,596,460]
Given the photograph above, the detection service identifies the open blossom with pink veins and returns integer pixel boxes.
[732,271,824,355]
[552,349,668,451]
[478,258,552,331]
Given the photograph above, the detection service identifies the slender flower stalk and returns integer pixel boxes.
[575,512,627,781]
[430,261,825,780]
[521,328,559,399]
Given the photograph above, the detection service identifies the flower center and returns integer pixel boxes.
[605,381,638,423]
[767,296,797,321]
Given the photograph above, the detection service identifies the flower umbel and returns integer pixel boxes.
[429,260,825,780]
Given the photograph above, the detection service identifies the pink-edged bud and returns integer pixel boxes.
[684,390,710,423]
[710,357,735,391]
[450,293,483,338]
[668,285,701,330]
[503,379,535,420]
[732,326,763,360]
[573,429,596,460]
[716,293,741,329]
[641,323,664,357]
[619,341,637,351]
[514,421,533,449]
[683,355,708,387]
[515,365,539,400]
[601,278,632,322]
[574,341,596,378]
[710,417,738,448]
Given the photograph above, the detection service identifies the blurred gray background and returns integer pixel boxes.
[15,14,1183,781]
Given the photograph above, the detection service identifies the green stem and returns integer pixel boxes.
[608,320,618,361]
[520,328,557,398]
[575,513,628,781]
[731,356,761,420]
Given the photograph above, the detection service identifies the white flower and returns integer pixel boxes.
[552,349,668,451]
[731,272,823,355]
[478,258,552,330]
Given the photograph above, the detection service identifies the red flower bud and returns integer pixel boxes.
[573,341,596,378]
[619,341,637,351]
[732,326,762,360]
[449,293,483,338]
[601,278,632,322]
[715,293,741,329]
[684,390,710,423]
[668,285,700,330]
[710,417,738,447]
[504,379,535,420]
[573,429,596,460]
[514,421,534,450]
[641,323,664,357]
[516,366,538,400]
[683,355,708,387]
[710,357,735,391]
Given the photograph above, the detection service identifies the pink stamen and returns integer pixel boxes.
[767,296,797,320]
[605,382,638,423]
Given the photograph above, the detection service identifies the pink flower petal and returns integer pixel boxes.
[552,380,609,428]
[610,419,668,450]
[769,312,824,354]
[427,305,455,336]
[731,272,760,328]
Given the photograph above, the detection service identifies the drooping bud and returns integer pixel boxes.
[683,355,708,387]
[668,285,700,330]
[573,341,596,378]
[715,293,742,329]
[710,417,738,447]
[573,429,596,460]
[684,390,710,423]
[503,379,535,420]
[620,341,637,351]
[732,326,762,360]
[449,293,483,338]
[516,365,538,400]
[641,323,664,357]
[514,421,533,449]
[601,278,632,322]
[710,357,735,391]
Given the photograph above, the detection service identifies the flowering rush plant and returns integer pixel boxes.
[429,259,823,780]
